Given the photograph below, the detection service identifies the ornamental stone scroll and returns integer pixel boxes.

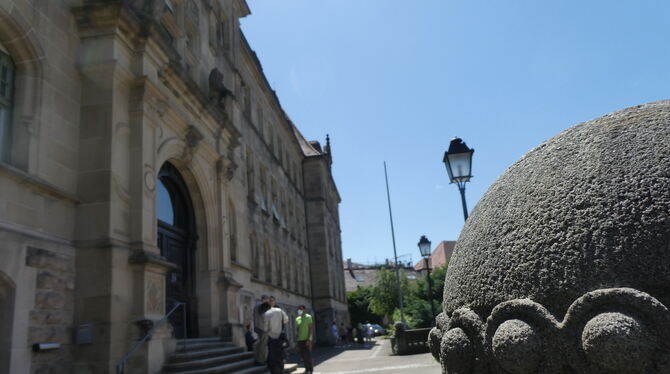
[431,100,670,374]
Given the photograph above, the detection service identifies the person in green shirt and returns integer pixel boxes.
[295,305,313,374]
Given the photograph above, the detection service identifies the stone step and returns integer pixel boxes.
[175,341,235,353]
[284,363,298,373]
[163,351,254,372]
[168,357,256,374]
[170,346,246,363]
[228,366,268,374]
[177,337,225,345]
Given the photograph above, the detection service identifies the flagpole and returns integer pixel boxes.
[384,162,405,325]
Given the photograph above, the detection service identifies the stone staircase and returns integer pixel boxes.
[162,337,299,374]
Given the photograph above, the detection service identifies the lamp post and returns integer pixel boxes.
[417,235,436,324]
[443,137,474,221]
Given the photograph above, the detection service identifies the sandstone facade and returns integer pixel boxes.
[0,1,348,373]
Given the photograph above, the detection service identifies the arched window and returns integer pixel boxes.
[156,178,175,225]
[0,46,15,162]
[228,200,237,262]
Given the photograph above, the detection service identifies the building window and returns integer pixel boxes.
[250,234,259,278]
[276,251,283,286]
[259,166,268,211]
[246,149,255,198]
[256,106,263,129]
[228,200,237,262]
[245,92,251,118]
[264,242,272,283]
[0,49,15,162]
[156,179,175,225]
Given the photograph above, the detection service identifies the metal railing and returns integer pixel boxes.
[115,302,187,374]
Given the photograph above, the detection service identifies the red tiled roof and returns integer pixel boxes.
[414,241,455,271]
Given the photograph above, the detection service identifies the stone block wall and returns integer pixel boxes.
[25,246,75,374]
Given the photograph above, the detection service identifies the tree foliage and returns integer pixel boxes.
[347,286,381,326]
[346,265,449,329]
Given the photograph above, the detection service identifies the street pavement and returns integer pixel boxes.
[288,338,442,374]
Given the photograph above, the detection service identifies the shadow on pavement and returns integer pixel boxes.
[287,339,381,366]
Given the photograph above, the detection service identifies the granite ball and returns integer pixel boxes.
[492,319,542,374]
[581,312,654,372]
[441,327,474,373]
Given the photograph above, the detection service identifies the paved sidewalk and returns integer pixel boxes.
[288,338,441,374]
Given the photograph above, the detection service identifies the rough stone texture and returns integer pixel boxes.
[581,312,654,373]
[491,319,542,374]
[430,101,670,373]
[25,246,75,371]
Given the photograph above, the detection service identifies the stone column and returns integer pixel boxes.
[217,271,244,346]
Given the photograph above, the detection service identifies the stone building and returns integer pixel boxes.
[0,0,348,373]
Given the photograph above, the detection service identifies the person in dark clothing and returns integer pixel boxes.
[245,324,256,352]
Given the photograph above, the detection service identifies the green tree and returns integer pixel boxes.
[406,264,448,328]
[347,287,381,326]
[368,268,410,319]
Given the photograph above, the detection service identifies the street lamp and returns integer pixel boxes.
[417,235,436,324]
[443,137,474,221]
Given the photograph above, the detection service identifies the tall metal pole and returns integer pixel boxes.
[425,258,435,324]
[384,162,405,325]
[458,182,469,221]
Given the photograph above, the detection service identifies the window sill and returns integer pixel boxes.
[0,161,79,203]
[231,260,253,273]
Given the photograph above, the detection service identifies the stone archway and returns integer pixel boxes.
[156,162,198,338]
[0,271,15,374]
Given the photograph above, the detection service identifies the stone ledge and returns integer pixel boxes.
[128,250,177,271]
[0,161,79,204]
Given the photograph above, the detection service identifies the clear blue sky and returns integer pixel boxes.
[241,1,670,265]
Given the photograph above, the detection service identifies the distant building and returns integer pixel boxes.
[414,241,456,271]
[344,259,420,293]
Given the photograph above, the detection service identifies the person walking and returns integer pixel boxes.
[264,296,288,374]
[253,295,271,365]
[295,305,314,374]
[331,322,339,346]
[339,323,347,346]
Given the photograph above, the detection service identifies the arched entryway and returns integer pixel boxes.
[156,162,198,338]
[0,271,15,374]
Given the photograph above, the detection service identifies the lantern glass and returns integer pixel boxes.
[418,235,432,257]
[443,137,474,183]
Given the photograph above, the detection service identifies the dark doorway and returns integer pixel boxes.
[157,162,198,339]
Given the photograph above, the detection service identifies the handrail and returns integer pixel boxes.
[115,302,187,374]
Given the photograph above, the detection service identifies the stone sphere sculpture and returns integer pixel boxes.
[428,101,670,374]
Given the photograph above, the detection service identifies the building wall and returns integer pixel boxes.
[0,0,81,372]
[0,0,347,373]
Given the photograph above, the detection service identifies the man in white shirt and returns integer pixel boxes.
[252,295,270,365]
[264,296,288,374]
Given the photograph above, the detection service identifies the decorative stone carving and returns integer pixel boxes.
[431,288,670,373]
[430,101,670,374]
[144,164,156,193]
[208,68,233,105]
[216,155,238,181]
[182,125,204,162]
[145,273,164,315]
